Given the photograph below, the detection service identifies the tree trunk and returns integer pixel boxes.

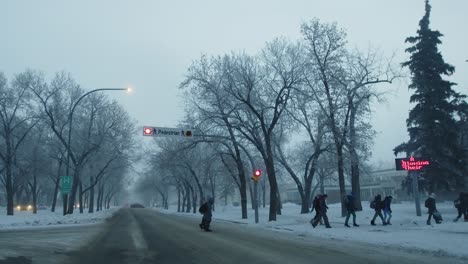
[79,180,84,213]
[51,162,62,213]
[96,184,102,212]
[99,185,104,211]
[225,118,248,219]
[248,176,254,210]
[5,140,14,215]
[336,144,347,217]
[262,180,266,208]
[177,187,181,212]
[67,166,81,214]
[264,144,279,221]
[349,108,363,211]
[32,175,38,214]
[88,177,95,213]
[84,191,88,209]
[185,186,191,213]
[276,190,282,215]
[192,191,197,214]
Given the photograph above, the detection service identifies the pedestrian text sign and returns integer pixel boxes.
[395,156,430,171]
[143,126,194,138]
[61,176,73,194]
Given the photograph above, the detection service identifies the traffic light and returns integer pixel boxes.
[251,169,262,182]
[143,127,154,136]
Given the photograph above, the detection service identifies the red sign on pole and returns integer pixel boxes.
[395,156,430,171]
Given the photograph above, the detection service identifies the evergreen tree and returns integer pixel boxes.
[394,0,466,191]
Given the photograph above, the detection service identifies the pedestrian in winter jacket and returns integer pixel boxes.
[426,193,441,225]
[453,192,468,222]
[383,196,393,225]
[310,195,323,225]
[344,192,359,227]
[312,194,331,228]
[199,197,214,232]
[370,194,386,226]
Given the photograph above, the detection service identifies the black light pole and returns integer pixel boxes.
[63,87,129,215]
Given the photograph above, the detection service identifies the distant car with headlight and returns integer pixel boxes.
[16,204,34,211]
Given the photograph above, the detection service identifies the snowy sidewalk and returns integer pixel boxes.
[0,207,117,230]
[156,202,468,259]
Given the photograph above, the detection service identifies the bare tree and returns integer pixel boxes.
[226,39,305,221]
[301,19,396,216]
[0,72,36,215]
[181,55,251,219]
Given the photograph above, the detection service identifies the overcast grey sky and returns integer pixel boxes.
[2,0,467,166]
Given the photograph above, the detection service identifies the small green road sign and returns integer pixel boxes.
[61,176,73,194]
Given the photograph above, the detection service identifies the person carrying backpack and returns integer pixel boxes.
[383,196,393,225]
[311,194,331,228]
[425,193,441,225]
[310,194,322,226]
[370,194,386,226]
[453,192,467,222]
[344,192,359,227]
[199,197,214,232]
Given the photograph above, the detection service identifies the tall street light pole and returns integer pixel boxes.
[63,87,130,215]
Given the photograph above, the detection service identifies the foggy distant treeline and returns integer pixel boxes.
[0,71,137,216]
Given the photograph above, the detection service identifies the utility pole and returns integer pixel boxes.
[252,169,262,223]
[412,171,422,216]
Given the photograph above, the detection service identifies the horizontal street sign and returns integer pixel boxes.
[143,126,194,138]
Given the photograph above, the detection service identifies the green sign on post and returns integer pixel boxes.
[61,176,73,194]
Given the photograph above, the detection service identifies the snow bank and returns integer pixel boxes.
[156,201,468,258]
[0,207,117,229]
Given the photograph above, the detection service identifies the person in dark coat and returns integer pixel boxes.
[426,193,441,225]
[370,194,386,226]
[383,196,393,225]
[312,194,331,228]
[199,197,214,232]
[453,192,468,222]
[344,192,359,227]
[310,194,322,225]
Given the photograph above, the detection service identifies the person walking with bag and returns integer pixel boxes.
[312,194,331,228]
[370,194,386,226]
[425,193,441,225]
[453,192,468,222]
[344,192,359,227]
[199,197,214,232]
[383,196,393,225]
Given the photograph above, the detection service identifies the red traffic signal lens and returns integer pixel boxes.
[254,170,261,177]
[143,127,153,135]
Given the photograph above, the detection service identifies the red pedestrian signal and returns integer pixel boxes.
[252,169,262,182]
[143,127,154,136]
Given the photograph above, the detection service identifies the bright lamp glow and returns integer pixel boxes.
[126,86,134,94]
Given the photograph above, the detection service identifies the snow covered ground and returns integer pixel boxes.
[156,201,468,259]
[0,207,117,229]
